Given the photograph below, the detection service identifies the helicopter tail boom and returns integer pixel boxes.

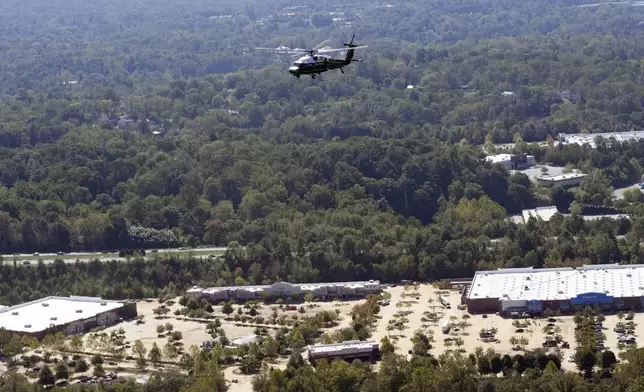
[344,33,358,62]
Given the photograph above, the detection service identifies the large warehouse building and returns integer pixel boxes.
[0,296,137,338]
[186,280,382,302]
[465,264,644,316]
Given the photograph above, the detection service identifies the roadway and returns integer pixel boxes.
[614,183,641,200]
[0,247,229,265]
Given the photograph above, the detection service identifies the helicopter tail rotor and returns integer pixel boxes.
[344,33,357,48]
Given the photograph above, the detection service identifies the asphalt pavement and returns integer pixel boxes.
[0,247,228,265]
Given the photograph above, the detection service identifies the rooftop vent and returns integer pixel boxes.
[100,302,107,306]
[24,324,31,328]
[42,303,49,307]
[627,274,632,277]
[558,291,564,294]
[524,286,529,290]
[11,312,18,316]
[75,309,83,313]
[50,317,57,321]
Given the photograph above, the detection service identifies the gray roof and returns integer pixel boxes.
[468,264,644,302]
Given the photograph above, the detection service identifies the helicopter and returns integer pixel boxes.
[256,34,367,79]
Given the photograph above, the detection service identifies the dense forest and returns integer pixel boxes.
[1,0,644,287]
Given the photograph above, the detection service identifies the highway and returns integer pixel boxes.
[0,247,229,265]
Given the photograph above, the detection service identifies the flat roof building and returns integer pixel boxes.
[559,131,644,148]
[0,296,137,338]
[536,172,587,188]
[485,154,535,171]
[466,264,644,315]
[187,280,382,302]
[308,340,380,363]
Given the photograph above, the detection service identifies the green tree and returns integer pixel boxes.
[222,301,234,316]
[149,342,162,366]
[262,336,279,358]
[133,340,147,369]
[55,363,69,380]
[380,336,395,356]
[91,354,103,366]
[69,335,84,352]
[75,358,89,373]
[38,365,55,386]
[163,341,179,361]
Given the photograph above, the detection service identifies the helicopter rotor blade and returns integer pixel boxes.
[255,47,309,55]
[316,45,368,53]
[312,39,331,51]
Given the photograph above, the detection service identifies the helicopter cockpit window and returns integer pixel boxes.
[313,56,318,61]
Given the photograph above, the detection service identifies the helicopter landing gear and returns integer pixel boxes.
[340,68,344,74]
[311,74,316,79]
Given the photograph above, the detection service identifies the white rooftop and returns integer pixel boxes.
[537,173,587,182]
[522,206,559,222]
[0,296,124,333]
[560,131,644,148]
[230,334,258,346]
[308,340,378,355]
[188,280,381,294]
[468,264,644,302]
[485,154,513,163]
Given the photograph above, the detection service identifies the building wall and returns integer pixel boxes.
[537,177,584,188]
[309,348,380,364]
[621,297,642,311]
[466,297,499,313]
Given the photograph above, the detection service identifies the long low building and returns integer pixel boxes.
[186,280,382,302]
[536,172,587,188]
[0,296,137,338]
[308,340,380,363]
[466,264,644,315]
[559,130,644,148]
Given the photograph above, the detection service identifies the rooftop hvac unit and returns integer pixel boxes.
[24,324,31,328]
[100,302,107,306]
[50,317,57,321]
[11,312,18,316]
[76,309,83,313]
